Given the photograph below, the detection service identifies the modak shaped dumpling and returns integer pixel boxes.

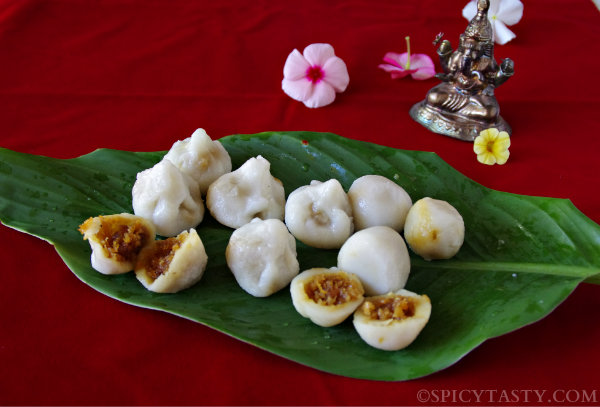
[163,128,232,195]
[206,155,285,229]
[226,218,299,297]
[132,159,205,237]
[285,179,353,249]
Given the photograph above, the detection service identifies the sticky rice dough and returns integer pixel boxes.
[132,159,205,237]
[226,218,299,297]
[285,179,353,249]
[348,174,412,231]
[337,226,410,296]
[163,128,232,195]
[206,155,285,229]
[403,197,464,260]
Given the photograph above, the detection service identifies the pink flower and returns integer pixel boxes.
[282,43,349,108]
[378,36,435,80]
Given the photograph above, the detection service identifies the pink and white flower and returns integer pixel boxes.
[462,0,524,45]
[378,36,435,80]
[282,43,349,108]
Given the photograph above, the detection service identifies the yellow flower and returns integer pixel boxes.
[473,128,511,165]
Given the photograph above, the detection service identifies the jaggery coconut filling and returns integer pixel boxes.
[79,216,151,262]
[304,272,364,306]
[138,233,186,281]
[361,295,418,321]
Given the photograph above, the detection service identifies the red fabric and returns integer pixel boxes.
[1,0,599,405]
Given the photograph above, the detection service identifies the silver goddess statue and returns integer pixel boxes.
[410,0,514,141]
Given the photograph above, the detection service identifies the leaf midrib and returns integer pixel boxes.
[415,258,598,280]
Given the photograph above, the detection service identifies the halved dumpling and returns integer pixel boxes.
[290,268,364,327]
[79,213,155,275]
[353,289,431,351]
[134,228,208,293]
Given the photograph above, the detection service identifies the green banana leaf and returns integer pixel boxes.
[1,131,599,381]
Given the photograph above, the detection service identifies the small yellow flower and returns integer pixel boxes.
[473,128,511,165]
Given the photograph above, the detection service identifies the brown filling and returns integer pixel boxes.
[81,216,151,263]
[139,234,185,281]
[304,272,363,306]
[361,295,417,321]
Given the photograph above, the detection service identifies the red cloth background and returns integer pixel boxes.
[1,0,599,405]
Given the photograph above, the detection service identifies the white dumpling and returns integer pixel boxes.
[206,155,285,229]
[353,289,431,351]
[403,197,464,260]
[337,226,410,296]
[132,159,205,237]
[135,228,208,293]
[348,174,412,231]
[284,179,353,249]
[163,128,232,195]
[78,213,155,275]
[290,267,365,327]
[226,218,299,297]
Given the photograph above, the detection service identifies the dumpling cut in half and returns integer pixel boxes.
[206,155,285,229]
[134,228,208,293]
[290,268,364,327]
[285,179,353,249]
[353,289,431,351]
[403,197,464,260]
[226,218,299,297]
[132,159,205,237]
[163,128,232,195]
[79,213,155,275]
